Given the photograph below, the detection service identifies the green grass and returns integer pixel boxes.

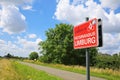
[12,61,63,80]
[0,59,23,80]
[24,60,120,80]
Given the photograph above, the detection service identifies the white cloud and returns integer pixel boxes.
[0,40,23,56]
[54,0,120,33]
[0,39,5,44]
[17,37,37,50]
[17,37,42,55]
[72,0,87,5]
[103,11,120,33]
[36,38,42,44]
[22,5,32,10]
[28,34,37,39]
[0,0,33,34]
[99,33,120,54]
[0,0,33,6]
[0,36,42,57]
[0,5,26,34]
[100,0,120,10]
[54,0,120,54]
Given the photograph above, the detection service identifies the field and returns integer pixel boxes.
[24,60,120,80]
[0,59,120,80]
[0,59,63,80]
[0,59,22,80]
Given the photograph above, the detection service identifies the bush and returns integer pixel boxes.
[29,52,39,60]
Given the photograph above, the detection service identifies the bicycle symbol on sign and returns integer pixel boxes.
[87,20,96,31]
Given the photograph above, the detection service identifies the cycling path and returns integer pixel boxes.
[20,62,105,80]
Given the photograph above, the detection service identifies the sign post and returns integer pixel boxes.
[86,17,90,80]
[73,18,99,49]
[86,48,90,80]
[73,18,102,80]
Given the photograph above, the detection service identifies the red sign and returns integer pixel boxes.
[74,18,98,49]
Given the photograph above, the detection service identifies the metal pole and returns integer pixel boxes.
[86,48,90,80]
[86,17,90,80]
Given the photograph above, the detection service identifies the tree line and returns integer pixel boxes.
[95,52,120,70]
[38,23,120,70]
[3,53,27,60]
[1,23,119,70]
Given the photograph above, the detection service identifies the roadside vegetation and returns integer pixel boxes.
[24,60,120,80]
[29,51,39,60]
[5,23,117,80]
[39,23,120,70]
[35,23,120,80]
[1,23,120,80]
[0,59,63,80]
[0,59,23,80]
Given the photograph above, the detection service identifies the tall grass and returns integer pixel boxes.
[0,59,63,80]
[12,60,63,80]
[24,60,120,80]
[0,59,23,80]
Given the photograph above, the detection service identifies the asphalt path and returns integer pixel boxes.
[20,62,105,80]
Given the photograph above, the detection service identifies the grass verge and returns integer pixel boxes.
[12,60,63,80]
[24,60,120,80]
[0,59,23,80]
[0,59,63,80]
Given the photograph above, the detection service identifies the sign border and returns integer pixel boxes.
[73,18,99,49]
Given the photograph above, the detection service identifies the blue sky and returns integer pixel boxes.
[0,0,120,57]
[20,0,60,40]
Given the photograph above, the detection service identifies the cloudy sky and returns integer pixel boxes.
[0,0,120,57]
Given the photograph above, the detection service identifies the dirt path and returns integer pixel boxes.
[20,62,105,80]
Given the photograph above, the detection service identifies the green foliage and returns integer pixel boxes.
[39,23,120,70]
[24,60,120,80]
[29,52,39,60]
[4,53,13,58]
[12,61,63,80]
[95,53,120,70]
[3,53,27,60]
[39,23,98,65]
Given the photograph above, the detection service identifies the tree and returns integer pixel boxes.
[94,53,120,69]
[4,53,13,58]
[29,52,39,60]
[39,23,98,65]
